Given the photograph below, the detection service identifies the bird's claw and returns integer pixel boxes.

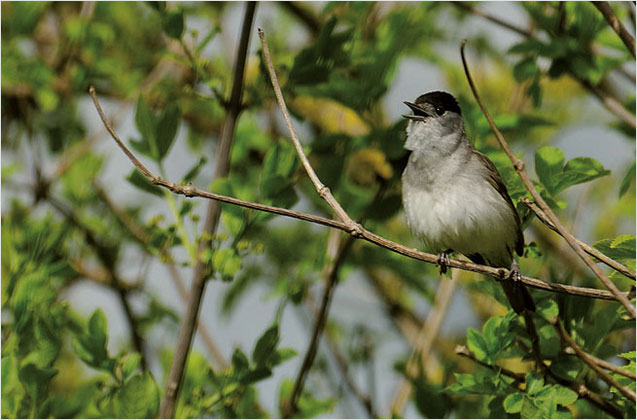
[507,261,522,283]
[437,252,450,275]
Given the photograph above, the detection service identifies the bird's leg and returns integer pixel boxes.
[437,250,452,275]
[507,260,522,283]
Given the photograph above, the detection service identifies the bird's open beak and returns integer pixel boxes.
[402,101,428,121]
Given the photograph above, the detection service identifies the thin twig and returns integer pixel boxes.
[391,270,458,417]
[553,319,636,402]
[521,197,636,280]
[593,1,636,58]
[159,3,257,418]
[455,345,624,418]
[454,2,637,129]
[258,28,358,230]
[563,346,637,380]
[460,41,636,319]
[88,86,629,304]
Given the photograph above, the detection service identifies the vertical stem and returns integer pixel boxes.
[159,3,257,417]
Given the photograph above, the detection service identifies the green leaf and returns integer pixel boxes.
[156,103,181,160]
[525,372,545,395]
[503,392,524,413]
[272,348,297,366]
[88,309,108,352]
[231,348,250,374]
[555,157,610,193]
[593,235,636,261]
[162,10,184,39]
[122,353,142,381]
[260,142,299,198]
[551,385,578,405]
[536,299,559,322]
[252,324,279,368]
[134,96,158,159]
[212,248,241,281]
[513,57,539,82]
[535,146,610,195]
[619,160,635,197]
[112,372,160,418]
[535,146,565,194]
[466,328,489,362]
[18,364,58,407]
[126,169,164,197]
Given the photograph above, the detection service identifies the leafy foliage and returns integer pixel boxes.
[2,1,634,419]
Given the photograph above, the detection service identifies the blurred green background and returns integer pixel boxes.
[2,2,635,418]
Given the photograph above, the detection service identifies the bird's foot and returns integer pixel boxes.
[437,251,451,275]
[507,261,522,283]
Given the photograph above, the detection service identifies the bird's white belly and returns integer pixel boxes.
[402,178,517,265]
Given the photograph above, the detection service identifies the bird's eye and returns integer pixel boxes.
[435,107,445,116]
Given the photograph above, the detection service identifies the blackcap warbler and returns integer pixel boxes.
[401,91,534,314]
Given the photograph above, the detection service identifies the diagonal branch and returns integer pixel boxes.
[521,196,636,280]
[553,318,636,402]
[159,3,257,418]
[593,1,636,58]
[88,85,630,304]
[258,28,359,230]
[460,41,636,319]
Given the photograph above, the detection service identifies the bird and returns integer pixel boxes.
[400,90,535,314]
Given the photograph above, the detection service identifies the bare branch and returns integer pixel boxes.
[521,197,636,280]
[258,28,359,230]
[593,1,636,58]
[391,271,458,417]
[159,3,257,418]
[460,41,636,319]
[88,87,629,304]
[553,318,636,402]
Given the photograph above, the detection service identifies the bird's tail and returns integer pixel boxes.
[500,280,535,314]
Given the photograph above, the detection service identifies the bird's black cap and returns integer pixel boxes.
[414,91,462,116]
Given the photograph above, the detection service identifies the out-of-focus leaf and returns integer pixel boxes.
[161,10,184,39]
[126,169,164,197]
[619,160,635,197]
[112,372,160,418]
[156,103,181,160]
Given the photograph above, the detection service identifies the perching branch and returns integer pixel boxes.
[460,41,636,319]
[553,318,636,402]
[159,3,257,418]
[390,270,459,417]
[88,88,628,304]
[455,345,624,418]
[521,196,636,281]
[593,1,636,58]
